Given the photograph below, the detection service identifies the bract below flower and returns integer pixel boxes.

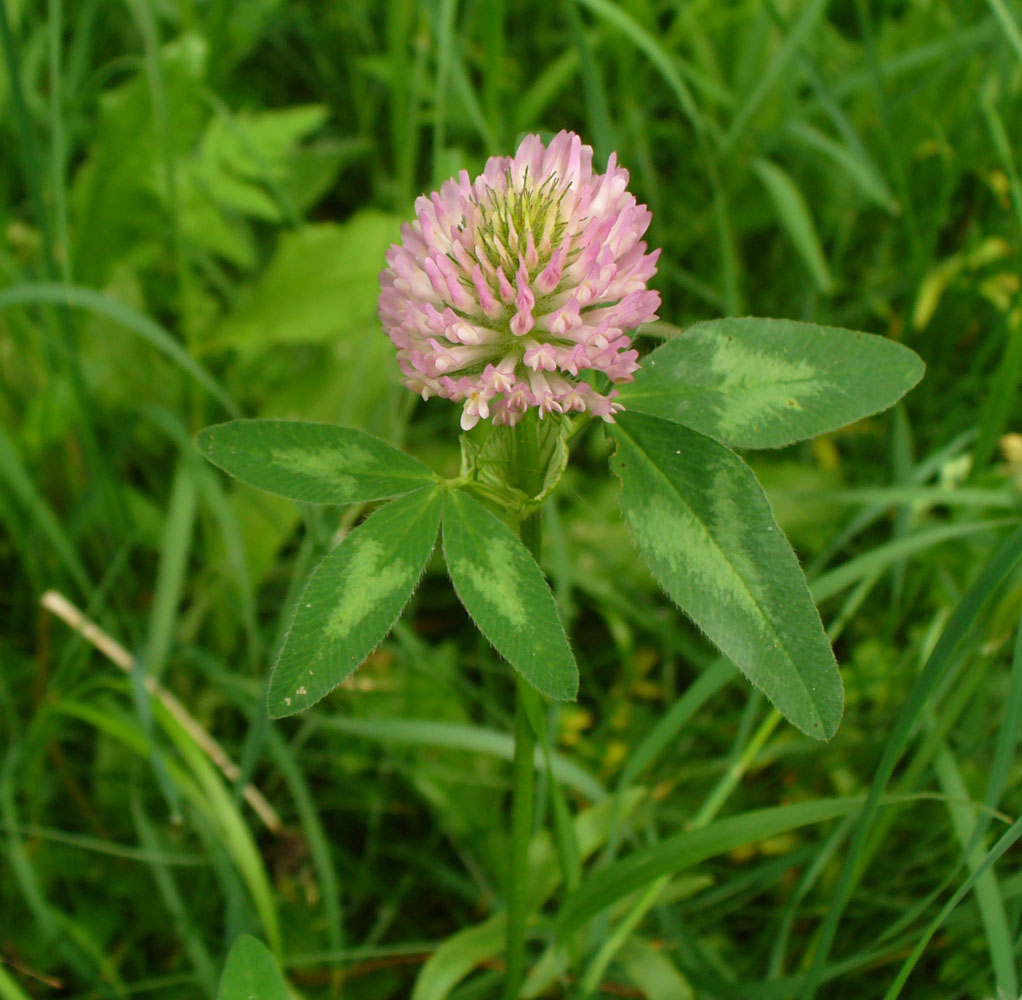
[379,131,661,430]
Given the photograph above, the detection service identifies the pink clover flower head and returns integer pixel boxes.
[379,131,660,431]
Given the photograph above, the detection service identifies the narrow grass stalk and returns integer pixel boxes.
[986,0,1022,64]
[47,0,71,283]
[431,0,458,182]
[0,0,125,542]
[579,876,663,996]
[481,0,506,144]
[0,960,33,1000]
[40,590,282,832]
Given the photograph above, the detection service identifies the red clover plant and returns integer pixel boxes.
[198,131,924,999]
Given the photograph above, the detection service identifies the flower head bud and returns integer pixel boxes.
[379,131,660,428]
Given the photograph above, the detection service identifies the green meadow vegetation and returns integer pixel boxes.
[2,0,1022,997]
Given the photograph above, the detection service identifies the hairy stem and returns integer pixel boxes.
[503,676,537,998]
[504,414,544,999]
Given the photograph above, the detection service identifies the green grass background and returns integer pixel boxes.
[2,0,1022,997]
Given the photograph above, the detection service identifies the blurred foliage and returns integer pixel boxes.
[1,0,1022,998]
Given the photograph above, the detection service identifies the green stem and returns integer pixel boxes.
[519,511,542,562]
[579,875,664,996]
[504,414,544,999]
[504,676,537,999]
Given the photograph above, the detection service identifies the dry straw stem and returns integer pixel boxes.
[39,589,283,834]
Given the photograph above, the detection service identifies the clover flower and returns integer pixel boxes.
[379,131,661,430]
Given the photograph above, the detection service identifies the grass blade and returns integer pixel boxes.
[0,283,240,416]
[883,813,1022,999]
[931,738,1016,996]
[786,120,897,213]
[145,461,198,680]
[810,520,1017,604]
[721,0,830,153]
[556,796,863,937]
[986,0,1022,63]
[314,716,605,801]
[751,158,833,293]
[798,524,1022,999]
[0,423,91,592]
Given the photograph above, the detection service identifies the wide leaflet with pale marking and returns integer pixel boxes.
[609,410,843,740]
[618,317,925,448]
[442,490,578,701]
[197,418,437,504]
[268,487,442,717]
[195,315,922,736]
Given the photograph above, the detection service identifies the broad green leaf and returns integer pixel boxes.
[197,419,435,504]
[269,487,442,716]
[610,412,842,739]
[618,317,925,449]
[283,137,374,214]
[752,157,833,292]
[217,935,289,1000]
[618,937,695,1000]
[69,35,208,286]
[181,105,337,262]
[206,212,403,349]
[199,105,328,191]
[412,915,505,1000]
[442,491,578,701]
